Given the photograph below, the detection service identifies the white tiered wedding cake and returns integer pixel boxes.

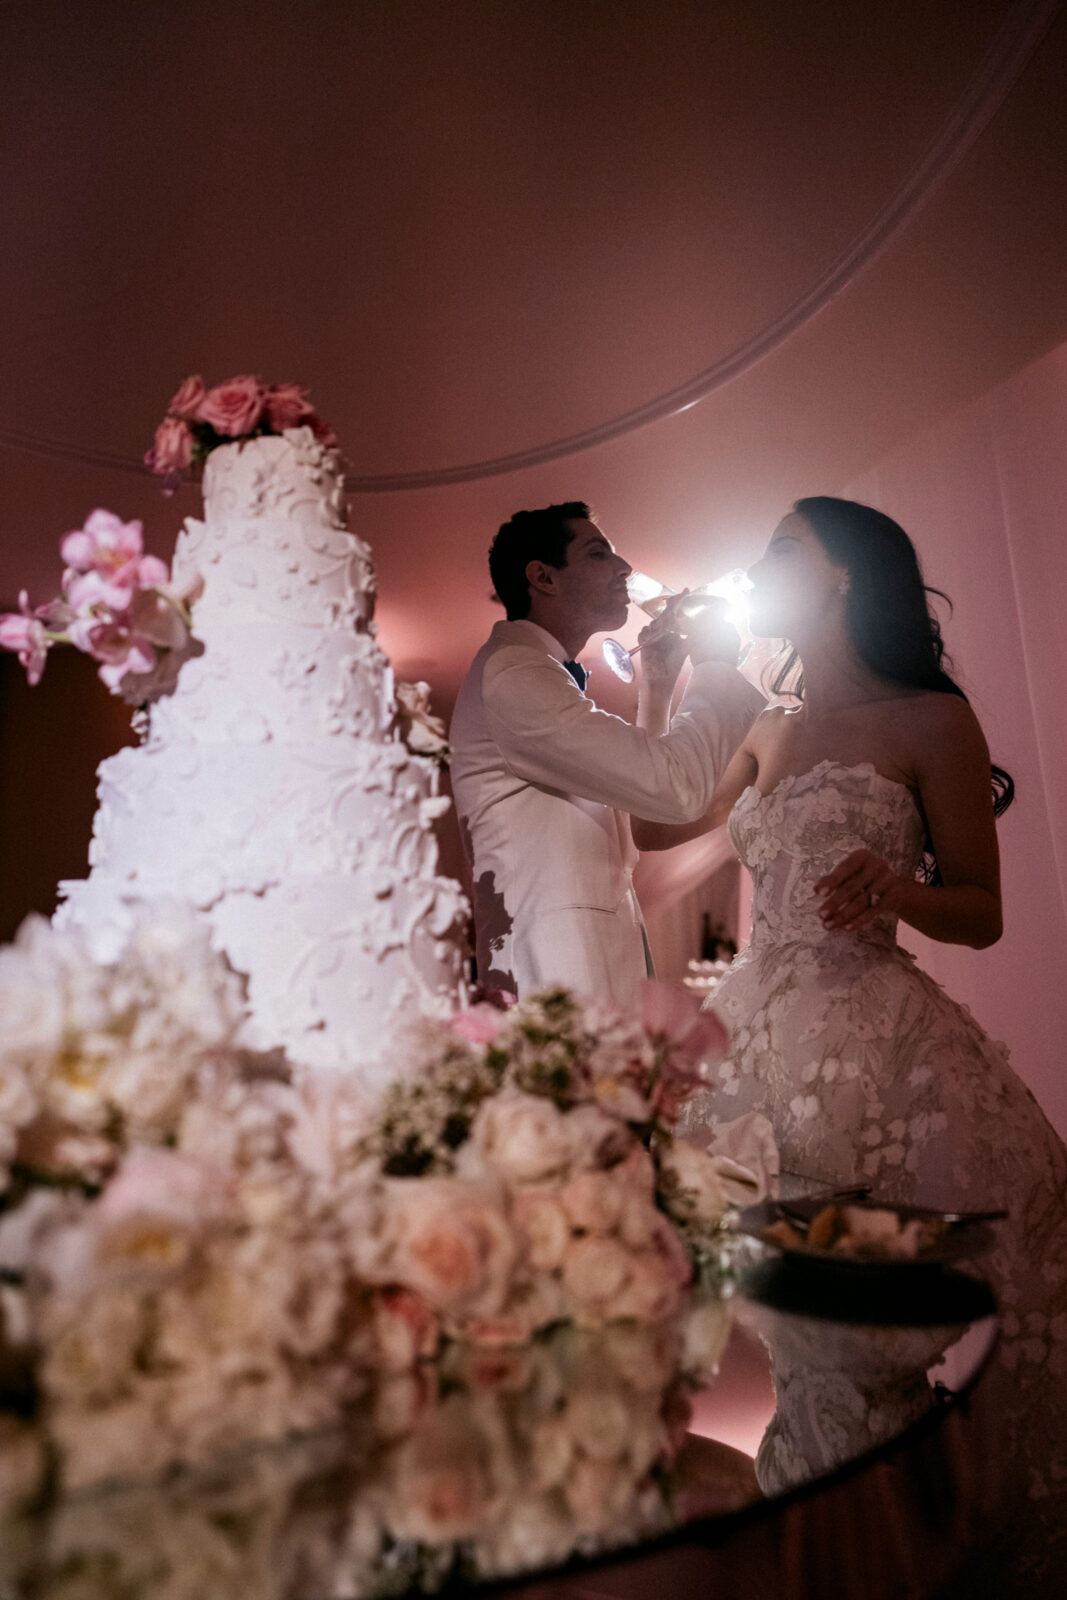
[59,427,467,1079]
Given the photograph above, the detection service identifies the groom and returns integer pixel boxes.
[450,502,763,1005]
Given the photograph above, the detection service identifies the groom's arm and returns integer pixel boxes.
[482,646,763,824]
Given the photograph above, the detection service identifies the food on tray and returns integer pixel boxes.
[762,1203,950,1261]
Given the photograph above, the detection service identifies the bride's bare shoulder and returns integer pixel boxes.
[751,702,794,737]
[907,691,990,754]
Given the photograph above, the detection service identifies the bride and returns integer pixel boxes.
[633,496,1067,1586]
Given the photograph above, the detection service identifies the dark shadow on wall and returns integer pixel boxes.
[0,650,136,941]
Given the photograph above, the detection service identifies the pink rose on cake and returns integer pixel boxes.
[145,371,339,488]
[145,416,194,482]
[198,374,265,437]
[262,380,315,431]
[167,374,207,420]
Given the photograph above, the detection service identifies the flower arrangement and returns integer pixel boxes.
[393,679,450,767]
[0,509,202,704]
[145,374,338,492]
[0,1305,743,1600]
[0,906,771,1501]
[352,984,764,1351]
[0,907,384,1490]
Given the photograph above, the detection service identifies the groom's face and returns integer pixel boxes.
[553,519,632,635]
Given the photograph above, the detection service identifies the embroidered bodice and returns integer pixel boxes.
[729,760,925,951]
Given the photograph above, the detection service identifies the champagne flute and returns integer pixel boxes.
[601,568,752,683]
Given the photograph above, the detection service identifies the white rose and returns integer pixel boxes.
[49,1388,173,1491]
[564,1454,639,1533]
[39,1289,148,1407]
[470,1091,575,1185]
[656,1136,728,1226]
[564,1385,632,1461]
[472,1492,577,1578]
[511,1189,571,1270]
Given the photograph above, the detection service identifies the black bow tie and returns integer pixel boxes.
[563,659,588,691]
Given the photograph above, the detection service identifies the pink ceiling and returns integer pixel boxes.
[2,0,1066,712]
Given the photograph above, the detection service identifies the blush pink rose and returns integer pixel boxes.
[198,374,265,437]
[145,416,194,477]
[559,1170,625,1236]
[450,1004,507,1047]
[388,1409,503,1544]
[262,381,314,431]
[167,374,206,420]
[384,1178,516,1319]
[613,1246,689,1322]
[560,1235,631,1310]
[372,1287,440,1373]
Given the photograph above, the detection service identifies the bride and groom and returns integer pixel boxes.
[451,496,1067,1583]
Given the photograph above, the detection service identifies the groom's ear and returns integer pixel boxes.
[525,559,559,598]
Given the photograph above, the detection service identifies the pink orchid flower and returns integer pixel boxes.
[72,587,191,691]
[641,980,730,1117]
[0,591,52,684]
[642,979,729,1061]
[61,508,144,575]
[451,1003,509,1046]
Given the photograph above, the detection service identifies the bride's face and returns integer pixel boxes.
[746,513,848,641]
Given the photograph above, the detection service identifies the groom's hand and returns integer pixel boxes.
[638,611,689,683]
[683,598,741,666]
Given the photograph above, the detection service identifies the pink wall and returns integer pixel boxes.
[845,338,1067,1136]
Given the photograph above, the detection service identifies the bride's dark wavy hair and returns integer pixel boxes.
[768,496,1014,881]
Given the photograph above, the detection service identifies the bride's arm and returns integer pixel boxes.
[816,696,1003,948]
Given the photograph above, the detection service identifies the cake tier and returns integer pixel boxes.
[60,867,466,1080]
[172,429,375,636]
[144,622,392,746]
[85,739,447,899]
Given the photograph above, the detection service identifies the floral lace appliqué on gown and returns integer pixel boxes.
[682,761,1067,1584]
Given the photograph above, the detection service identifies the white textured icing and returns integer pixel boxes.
[59,429,467,1079]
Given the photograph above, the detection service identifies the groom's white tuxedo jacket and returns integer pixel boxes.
[450,619,763,1007]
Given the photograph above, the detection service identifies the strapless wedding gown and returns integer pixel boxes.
[682,761,1067,1582]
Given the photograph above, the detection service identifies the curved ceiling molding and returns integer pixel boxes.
[0,0,1060,495]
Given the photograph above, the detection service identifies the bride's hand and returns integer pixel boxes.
[815,849,906,931]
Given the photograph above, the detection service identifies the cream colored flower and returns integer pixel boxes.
[559,1169,625,1235]
[385,1396,512,1545]
[394,679,449,758]
[470,1090,575,1186]
[560,1235,631,1314]
[655,1136,728,1227]
[511,1189,571,1270]
[39,1289,147,1406]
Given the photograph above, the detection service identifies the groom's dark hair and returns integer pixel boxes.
[489,502,592,619]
